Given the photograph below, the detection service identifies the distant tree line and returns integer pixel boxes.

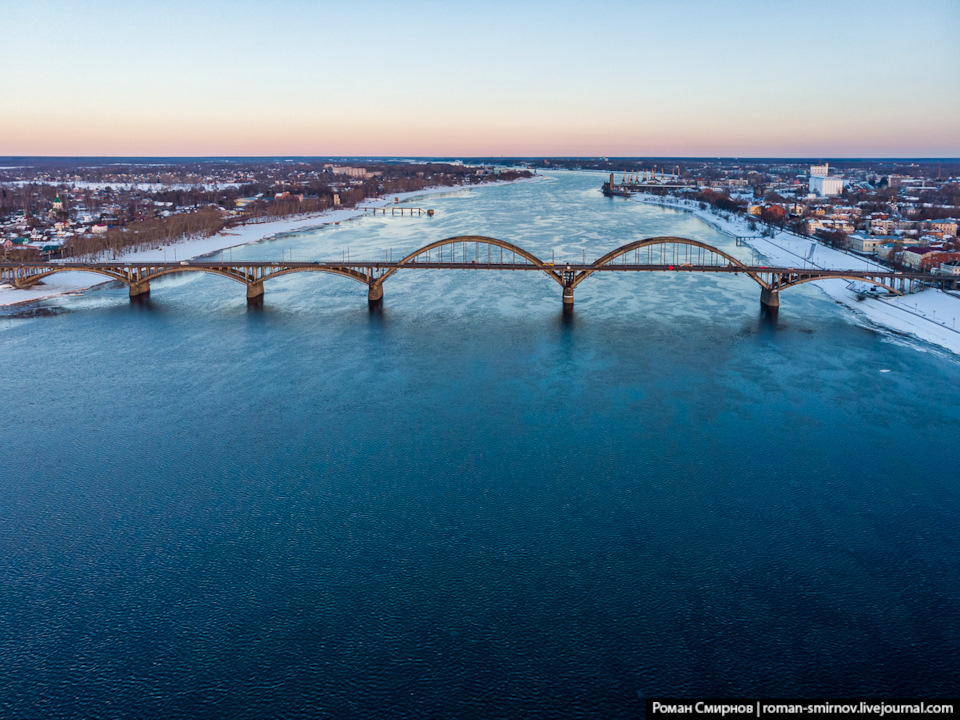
[694,189,745,214]
[56,167,532,260]
[63,207,227,260]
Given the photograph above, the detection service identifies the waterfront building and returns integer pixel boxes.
[849,235,883,254]
[938,260,960,276]
[902,245,946,269]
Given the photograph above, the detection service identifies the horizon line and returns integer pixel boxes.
[2,155,960,162]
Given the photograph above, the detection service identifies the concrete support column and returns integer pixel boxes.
[760,287,779,309]
[129,281,150,298]
[246,282,264,302]
[368,282,383,305]
[562,286,575,306]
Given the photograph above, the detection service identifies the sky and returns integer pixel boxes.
[1,0,958,157]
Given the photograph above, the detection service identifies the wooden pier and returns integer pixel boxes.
[361,207,434,216]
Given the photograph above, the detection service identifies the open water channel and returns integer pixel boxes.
[1,171,959,718]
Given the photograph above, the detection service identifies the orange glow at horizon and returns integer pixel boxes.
[2,0,958,158]
[6,111,958,158]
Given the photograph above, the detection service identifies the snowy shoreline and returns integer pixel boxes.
[0,177,540,308]
[631,192,960,356]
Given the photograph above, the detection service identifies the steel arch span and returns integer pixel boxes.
[571,236,767,290]
[376,235,560,286]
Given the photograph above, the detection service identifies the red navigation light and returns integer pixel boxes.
[669,265,673,270]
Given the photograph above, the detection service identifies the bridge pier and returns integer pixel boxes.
[760,287,779,311]
[246,282,264,303]
[368,282,384,306]
[562,286,574,306]
[129,281,150,298]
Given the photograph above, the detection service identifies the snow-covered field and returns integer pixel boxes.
[632,193,960,356]
[0,178,540,308]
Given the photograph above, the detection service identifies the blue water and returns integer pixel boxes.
[2,172,959,718]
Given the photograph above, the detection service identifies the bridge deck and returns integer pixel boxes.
[4,233,949,311]
[0,260,934,281]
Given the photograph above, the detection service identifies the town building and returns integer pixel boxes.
[809,163,844,197]
[848,235,884,254]
[927,219,958,237]
[810,175,844,197]
[902,246,946,269]
[938,260,960,276]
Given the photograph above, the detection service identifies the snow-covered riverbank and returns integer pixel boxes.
[0,177,540,308]
[632,192,960,356]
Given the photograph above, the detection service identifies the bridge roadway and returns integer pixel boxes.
[0,234,943,311]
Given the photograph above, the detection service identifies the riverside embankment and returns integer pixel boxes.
[0,177,541,307]
[630,192,960,356]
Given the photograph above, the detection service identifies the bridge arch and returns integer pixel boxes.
[114,264,375,289]
[253,266,371,286]
[376,235,561,286]
[138,266,250,286]
[571,236,767,289]
[140,265,372,287]
[9,266,129,289]
[135,265,374,302]
[9,265,256,289]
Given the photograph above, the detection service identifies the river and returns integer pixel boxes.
[1,171,958,718]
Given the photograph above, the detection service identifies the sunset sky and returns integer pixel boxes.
[2,0,958,157]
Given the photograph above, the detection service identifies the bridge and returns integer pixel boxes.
[360,206,434,216]
[1,235,942,311]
